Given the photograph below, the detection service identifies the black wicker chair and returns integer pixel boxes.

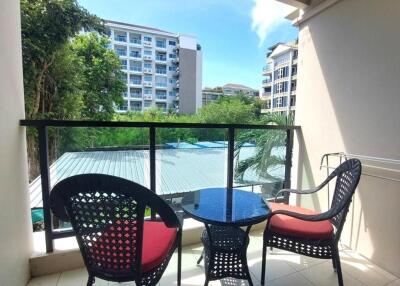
[50,174,182,286]
[261,159,362,286]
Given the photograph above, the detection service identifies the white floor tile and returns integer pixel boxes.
[27,273,60,286]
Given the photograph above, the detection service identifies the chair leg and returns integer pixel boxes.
[204,277,209,286]
[332,256,337,272]
[333,248,344,286]
[86,274,95,286]
[177,240,182,286]
[261,242,267,285]
[197,249,204,264]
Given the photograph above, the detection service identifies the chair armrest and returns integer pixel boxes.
[274,187,320,202]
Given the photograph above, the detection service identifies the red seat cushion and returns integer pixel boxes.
[268,203,334,240]
[142,221,177,271]
[89,221,177,272]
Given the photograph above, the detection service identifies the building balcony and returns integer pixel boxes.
[262,79,272,87]
[129,67,142,74]
[262,65,272,75]
[143,94,153,100]
[129,81,142,87]
[130,38,142,46]
[261,92,271,98]
[143,81,153,87]
[129,52,142,59]
[114,35,127,43]
[155,57,167,63]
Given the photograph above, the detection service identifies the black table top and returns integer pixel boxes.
[181,188,271,227]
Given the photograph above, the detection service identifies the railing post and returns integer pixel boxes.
[227,127,235,190]
[38,126,54,253]
[149,126,156,219]
[283,129,294,203]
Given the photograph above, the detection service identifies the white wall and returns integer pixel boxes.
[295,0,400,276]
[0,0,32,285]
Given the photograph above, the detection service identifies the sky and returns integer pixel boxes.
[77,0,298,90]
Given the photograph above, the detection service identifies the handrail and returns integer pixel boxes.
[320,152,400,183]
[22,119,298,253]
[20,119,300,130]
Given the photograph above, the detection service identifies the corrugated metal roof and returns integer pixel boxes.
[29,147,284,208]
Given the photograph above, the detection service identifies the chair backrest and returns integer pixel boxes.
[327,159,362,235]
[50,174,179,278]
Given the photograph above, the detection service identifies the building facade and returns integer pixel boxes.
[260,41,298,117]
[202,88,223,106]
[223,83,258,97]
[105,20,202,114]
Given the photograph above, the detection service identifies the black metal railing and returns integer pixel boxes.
[20,119,300,253]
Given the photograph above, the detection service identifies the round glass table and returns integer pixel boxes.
[182,188,271,286]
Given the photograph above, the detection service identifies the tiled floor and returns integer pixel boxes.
[28,231,399,286]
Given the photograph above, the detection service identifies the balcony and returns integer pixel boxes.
[114,35,127,43]
[143,81,153,87]
[129,52,141,59]
[129,66,142,73]
[262,79,272,86]
[143,41,152,47]
[4,1,400,286]
[143,94,153,100]
[129,80,142,87]
[130,38,141,45]
[155,56,167,62]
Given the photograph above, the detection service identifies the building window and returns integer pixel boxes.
[130,102,142,111]
[290,96,296,107]
[156,52,167,61]
[169,66,177,71]
[155,76,167,87]
[130,50,141,58]
[144,62,152,69]
[120,59,127,69]
[121,100,128,111]
[115,48,127,57]
[293,50,298,59]
[130,75,141,85]
[144,88,152,95]
[169,40,176,46]
[273,96,287,108]
[130,34,141,44]
[130,61,142,72]
[144,101,152,108]
[130,88,142,98]
[155,65,167,74]
[144,49,152,56]
[156,90,167,99]
[143,75,152,82]
[169,78,177,85]
[156,39,166,48]
[274,81,288,94]
[275,66,289,79]
[144,36,152,42]
[169,53,177,59]
[292,65,297,76]
[291,80,297,91]
[169,91,176,97]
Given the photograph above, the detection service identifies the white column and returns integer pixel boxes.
[0,0,32,285]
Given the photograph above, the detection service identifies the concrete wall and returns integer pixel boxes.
[179,48,199,114]
[0,0,32,285]
[294,0,400,276]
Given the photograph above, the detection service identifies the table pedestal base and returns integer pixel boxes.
[201,225,253,286]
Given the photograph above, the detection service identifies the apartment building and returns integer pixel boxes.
[260,41,298,117]
[223,83,258,97]
[202,87,223,106]
[105,20,202,114]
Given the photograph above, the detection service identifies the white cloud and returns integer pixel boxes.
[251,0,295,46]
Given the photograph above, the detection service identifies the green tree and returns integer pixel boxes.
[234,113,290,185]
[71,33,125,120]
[21,0,103,119]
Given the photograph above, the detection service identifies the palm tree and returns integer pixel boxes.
[234,113,292,186]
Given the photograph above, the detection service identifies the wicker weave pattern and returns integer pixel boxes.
[261,159,362,286]
[265,232,333,258]
[50,174,182,286]
[70,191,139,274]
[201,226,252,282]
